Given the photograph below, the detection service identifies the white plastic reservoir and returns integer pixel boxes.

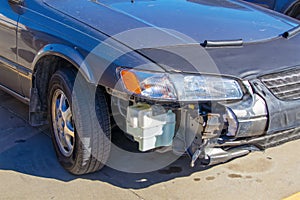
[126,104,176,151]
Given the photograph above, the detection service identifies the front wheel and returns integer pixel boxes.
[48,68,111,175]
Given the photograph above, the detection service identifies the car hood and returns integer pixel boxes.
[137,33,300,78]
[44,0,298,47]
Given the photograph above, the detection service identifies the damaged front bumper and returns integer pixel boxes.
[108,74,300,167]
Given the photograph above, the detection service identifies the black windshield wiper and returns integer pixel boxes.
[283,25,300,39]
[201,39,243,48]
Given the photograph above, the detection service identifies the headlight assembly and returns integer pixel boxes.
[120,69,243,101]
[172,74,244,101]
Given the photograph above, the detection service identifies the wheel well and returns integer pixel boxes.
[29,55,111,126]
[30,55,76,126]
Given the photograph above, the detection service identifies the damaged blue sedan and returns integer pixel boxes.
[0,0,300,175]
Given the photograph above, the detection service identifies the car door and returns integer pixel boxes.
[0,0,22,95]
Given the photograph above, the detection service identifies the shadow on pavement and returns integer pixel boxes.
[0,90,208,189]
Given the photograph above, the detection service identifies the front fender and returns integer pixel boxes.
[32,44,95,84]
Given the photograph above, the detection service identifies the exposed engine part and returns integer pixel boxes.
[173,104,224,155]
[126,103,176,151]
[203,113,223,139]
[172,106,205,156]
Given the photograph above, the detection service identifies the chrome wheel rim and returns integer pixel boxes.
[51,89,75,157]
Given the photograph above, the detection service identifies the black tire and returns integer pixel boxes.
[48,68,111,175]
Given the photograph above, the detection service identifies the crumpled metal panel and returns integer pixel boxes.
[260,67,300,101]
[221,93,268,138]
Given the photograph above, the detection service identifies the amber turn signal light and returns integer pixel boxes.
[121,70,142,94]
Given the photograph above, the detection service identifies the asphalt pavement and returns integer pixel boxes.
[0,89,299,200]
